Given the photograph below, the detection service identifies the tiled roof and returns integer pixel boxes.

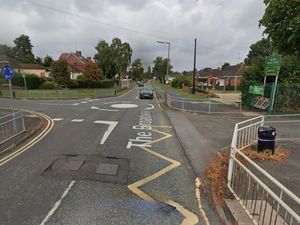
[0,54,45,70]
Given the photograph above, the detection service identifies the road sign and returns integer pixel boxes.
[265,54,282,76]
[1,65,14,80]
[249,85,264,95]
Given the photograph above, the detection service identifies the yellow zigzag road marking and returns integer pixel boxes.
[0,110,54,166]
[128,128,199,225]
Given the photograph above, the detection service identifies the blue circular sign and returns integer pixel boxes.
[1,65,14,80]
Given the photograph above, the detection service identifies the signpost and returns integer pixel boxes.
[264,54,282,112]
[1,64,15,113]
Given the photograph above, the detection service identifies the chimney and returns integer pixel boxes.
[87,57,91,61]
[75,51,82,57]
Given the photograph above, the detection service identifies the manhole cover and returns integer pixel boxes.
[96,163,119,175]
[61,160,84,171]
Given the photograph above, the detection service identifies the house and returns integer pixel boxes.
[0,54,47,77]
[59,51,92,79]
[198,63,245,90]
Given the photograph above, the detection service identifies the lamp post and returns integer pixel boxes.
[156,41,170,104]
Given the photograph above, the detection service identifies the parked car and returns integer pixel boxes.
[139,87,153,99]
[138,81,144,87]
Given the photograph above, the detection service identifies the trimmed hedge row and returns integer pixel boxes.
[11,72,41,89]
[69,79,115,89]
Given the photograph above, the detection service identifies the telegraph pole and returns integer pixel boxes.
[192,38,197,94]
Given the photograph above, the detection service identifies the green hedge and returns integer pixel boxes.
[70,79,114,89]
[40,81,57,89]
[11,72,41,89]
[171,76,191,88]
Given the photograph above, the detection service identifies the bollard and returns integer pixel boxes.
[13,91,16,99]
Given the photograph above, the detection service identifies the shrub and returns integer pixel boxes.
[12,72,41,89]
[68,79,79,89]
[40,81,57,89]
[76,78,114,88]
[171,76,191,88]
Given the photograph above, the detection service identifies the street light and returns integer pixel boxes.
[156,41,170,104]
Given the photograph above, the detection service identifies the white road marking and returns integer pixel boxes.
[72,103,80,106]
[104,101,132,105]
[136,96,138,99]
[111,103,138,109]
[145,104,154,110]
[91,106,118,112]
[71,119,84,122]
[88,100,94,102]
[93,120,119,144]
[40,180,75,225]
[52,118,64,121]
[81,101,87,104]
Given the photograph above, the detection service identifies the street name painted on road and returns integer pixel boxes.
[127,110,152,149]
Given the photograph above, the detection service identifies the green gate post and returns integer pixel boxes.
[268,83,276,113]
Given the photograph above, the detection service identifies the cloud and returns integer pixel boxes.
[0,0,265,71]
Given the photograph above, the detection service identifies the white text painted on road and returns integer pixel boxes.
[127,109,152,149]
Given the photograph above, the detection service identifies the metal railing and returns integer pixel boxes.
[227,116,300,225]
[167,94,243,114]
[0,112,25,145]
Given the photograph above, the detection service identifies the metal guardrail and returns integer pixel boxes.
[0,112,26,145]
[227,116,300,225]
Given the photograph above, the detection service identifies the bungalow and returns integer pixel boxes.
[198,63,245,90]
[0,54,47,77]
[59,51,92,79]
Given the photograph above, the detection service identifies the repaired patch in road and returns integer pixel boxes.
[42,155,129,184]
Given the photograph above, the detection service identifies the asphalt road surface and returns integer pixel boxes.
[0,86,221,225]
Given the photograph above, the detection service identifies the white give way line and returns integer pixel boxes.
[91,106,119,112]
[94,120,119,144]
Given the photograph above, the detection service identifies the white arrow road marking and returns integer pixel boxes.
[91,106,119,112]
[93,120,119,144]
[145,104,154,110]
[104,101,132,105]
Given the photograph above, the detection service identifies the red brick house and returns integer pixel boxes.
[198,63,245,90]
[59,51,92,79]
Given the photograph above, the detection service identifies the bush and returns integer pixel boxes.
[40,81,57,89]
[68,80,79,88]
[76,78,114,88]
[171,76,191,88]
[11,72,41,89]
[76,75,83,80]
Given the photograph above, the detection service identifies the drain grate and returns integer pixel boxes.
[96,163,118,175]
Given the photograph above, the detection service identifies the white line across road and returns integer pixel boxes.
[71,119,84,122]
[93,120,119,144]
[52,118,64,121]
[91,106,119,112]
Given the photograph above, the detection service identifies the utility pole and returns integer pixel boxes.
[192,38,197,94]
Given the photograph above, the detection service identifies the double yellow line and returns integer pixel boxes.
[0,110,54,166]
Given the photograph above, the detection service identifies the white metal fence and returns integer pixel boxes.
[227,116,300,225]
[0,112,25,145]
[167,94,243,114]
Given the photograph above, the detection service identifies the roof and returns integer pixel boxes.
[0,54,45,70]
[198,64,245,79]
[59,51,91,73]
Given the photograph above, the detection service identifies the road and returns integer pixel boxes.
[0,86,221,225]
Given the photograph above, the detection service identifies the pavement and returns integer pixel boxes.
[0,86,222,225]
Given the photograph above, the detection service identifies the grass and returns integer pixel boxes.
[171,87,207,100]
[0,88,126,99]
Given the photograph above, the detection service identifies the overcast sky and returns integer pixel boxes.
[0,0,265,71]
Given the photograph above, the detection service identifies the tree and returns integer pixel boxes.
[83,61,103,87]
[94,38,132,81]
[35,56,43,64]
[50,60,69,87]
[10,34,35,63]
[221,62,230,69]
[152,56,172,83]
[110,38,132,80]
[0,44,11,55]
[244,38,272,65]
[259,0,300,55]
[144,66,152,79]
[94,40,114,78]
[131,58,144,81]
[43,55,54,67]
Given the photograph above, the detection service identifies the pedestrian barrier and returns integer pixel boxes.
[227,115,300,225]
[0,112,26,145]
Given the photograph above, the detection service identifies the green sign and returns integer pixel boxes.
[265,54,282,76]
[249,85,264,95]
